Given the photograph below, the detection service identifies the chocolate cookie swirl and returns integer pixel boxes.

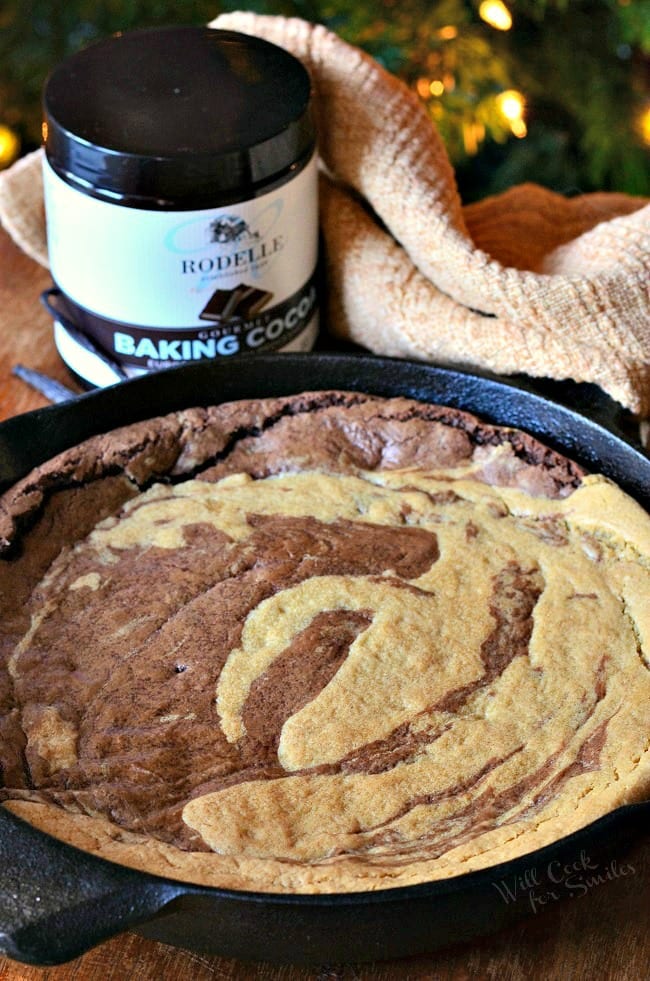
[1,392,649,893]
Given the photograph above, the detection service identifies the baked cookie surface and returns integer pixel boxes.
[1,391,649,893]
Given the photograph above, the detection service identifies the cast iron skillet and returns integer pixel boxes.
[0,353,648,967]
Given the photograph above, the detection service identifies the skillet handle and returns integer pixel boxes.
[0,808,184,966]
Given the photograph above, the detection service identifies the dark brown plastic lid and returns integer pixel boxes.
[43,26,315,208]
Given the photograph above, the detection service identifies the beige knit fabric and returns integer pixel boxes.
[0,150,47,268]
[1,11,649,413]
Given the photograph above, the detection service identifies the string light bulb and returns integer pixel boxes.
[0,125,20,169]
[496,90,527,138]
[638,106,650,146]
[496,89,525,121]
[479,1,513,31]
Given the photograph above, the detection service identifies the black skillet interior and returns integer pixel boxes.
[0,352,649,967]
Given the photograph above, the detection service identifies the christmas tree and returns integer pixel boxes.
[0,0,648,201]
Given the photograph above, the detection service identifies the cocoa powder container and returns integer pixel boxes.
[42,26,318,385]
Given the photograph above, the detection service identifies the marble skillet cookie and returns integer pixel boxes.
[0,389,649,895]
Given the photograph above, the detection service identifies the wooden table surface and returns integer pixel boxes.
[0,224,648,980]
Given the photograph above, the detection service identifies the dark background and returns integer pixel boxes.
[0,0,648,202]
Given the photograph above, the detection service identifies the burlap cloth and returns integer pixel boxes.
[1,10,649,418]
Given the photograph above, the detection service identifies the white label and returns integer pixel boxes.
[43,155,319,372]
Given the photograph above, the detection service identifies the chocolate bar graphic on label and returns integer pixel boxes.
[199,283,273,322]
